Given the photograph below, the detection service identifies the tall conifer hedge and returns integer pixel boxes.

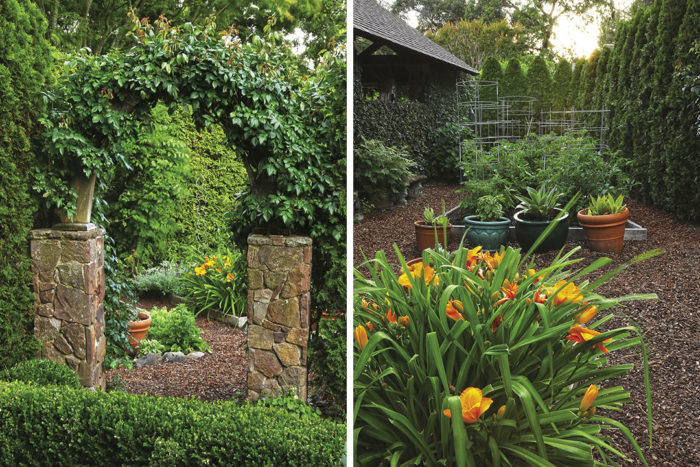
[0,0,52,369]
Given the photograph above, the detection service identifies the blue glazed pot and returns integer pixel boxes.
[513,209,569,253]
[463,216,511,252]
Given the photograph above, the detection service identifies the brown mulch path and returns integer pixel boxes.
[105,301,248,402]
[353,183,700,466]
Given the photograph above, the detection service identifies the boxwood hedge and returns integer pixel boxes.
[0,382,345,466]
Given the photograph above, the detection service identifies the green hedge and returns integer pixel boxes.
[354,81,461,180]
[0,359,80,388]
[0,0,52,369]
[0,381,345,465]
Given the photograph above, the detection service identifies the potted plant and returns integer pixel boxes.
[577,194,629,252]
[127,307,152,355]
[463,195,511,252]
[513,185,569,253]
[415,200,451,252]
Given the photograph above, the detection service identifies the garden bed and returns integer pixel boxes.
[354,183,700,465]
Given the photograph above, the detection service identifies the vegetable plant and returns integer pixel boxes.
[475,195,505,222]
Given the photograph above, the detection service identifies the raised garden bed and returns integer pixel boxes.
[446,205,647,242]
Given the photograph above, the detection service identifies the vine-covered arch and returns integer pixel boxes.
[36,14,346,312]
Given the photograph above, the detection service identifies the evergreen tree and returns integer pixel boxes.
[527,56,552,116]
[647,0,687,203]
[603,21,628,160]
[551,59,572,110]
[664,0,699,218]
[569,58,586,109]
[593,46,610,113]
[631,1,661,200]
[614,10,642,157]
[579,50,599,110]
[479,56,503,104]
[500,58,528,98]
[0,0,52,369]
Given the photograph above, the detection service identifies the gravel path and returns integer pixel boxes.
[354,183,700,466]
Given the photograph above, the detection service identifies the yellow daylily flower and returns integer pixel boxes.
[580,384,599,412]
[443,387,493,423]
[398,262,439,289]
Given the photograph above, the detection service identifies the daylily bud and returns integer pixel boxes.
[576,305,597,325]
[398,316,410,327]
[354,325,368,351]
[580,384,598,412]
[497,405,506,419]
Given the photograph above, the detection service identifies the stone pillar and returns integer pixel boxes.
[247,234,311,402]
[30,224,106,390]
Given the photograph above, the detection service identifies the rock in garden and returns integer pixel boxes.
[163,351,186,363]
[185,351,205,360]
[135,353,162,368]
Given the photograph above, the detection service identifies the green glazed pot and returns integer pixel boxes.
[513,209,569,253]
[463,216,511,252]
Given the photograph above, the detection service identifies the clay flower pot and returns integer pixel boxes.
[127,311,152,355]
[415,221,451,252]
[577,207,629,253]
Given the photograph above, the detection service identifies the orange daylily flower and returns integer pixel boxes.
[580,384,599,412]
[366,321,374,332]
[495,279,518,307]
[575,305,597,325]
[528,268,545,284]
[385,308,397,323]
[226,273,234,282]
[398,316,410,327]
[354,325,368,351]
[465,246,482,271]
[552,280,584,306]
[567,325,612,353]
[533,288,547,304]
[204,257,215,268]
[446,299,465,321]
[194,265,207,276]
[398,262,439,289]
[443,387,493,423]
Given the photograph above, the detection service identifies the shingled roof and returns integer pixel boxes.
[354,0,477,74]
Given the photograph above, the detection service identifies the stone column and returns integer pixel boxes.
[247,234,311,402]
[30,224,106,390]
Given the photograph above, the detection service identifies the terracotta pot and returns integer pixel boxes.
[57,173,97,224]
[513,209,569,253]
[414,221,451,252]
[127,311,152,354]
[577,207,629,253]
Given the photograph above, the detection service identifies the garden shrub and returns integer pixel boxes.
[0,381,345,465]
[133,261,187,297]
[0,359,80,388]
[354,139,413,204]
[308,311,346,415]
[0,0,52,370]
[179,250,247,317]
[354,243,659,465]
[147,305,210,354]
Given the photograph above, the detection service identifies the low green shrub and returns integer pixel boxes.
[0,381,345,465]
[256,391,321,418]
[133,261,187,297]
[136,339,166,356]
[0,359,80,388]
[179,250,247,317]
[308,311,346,415]
[354,139,412,204]
[147,305,210,354]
